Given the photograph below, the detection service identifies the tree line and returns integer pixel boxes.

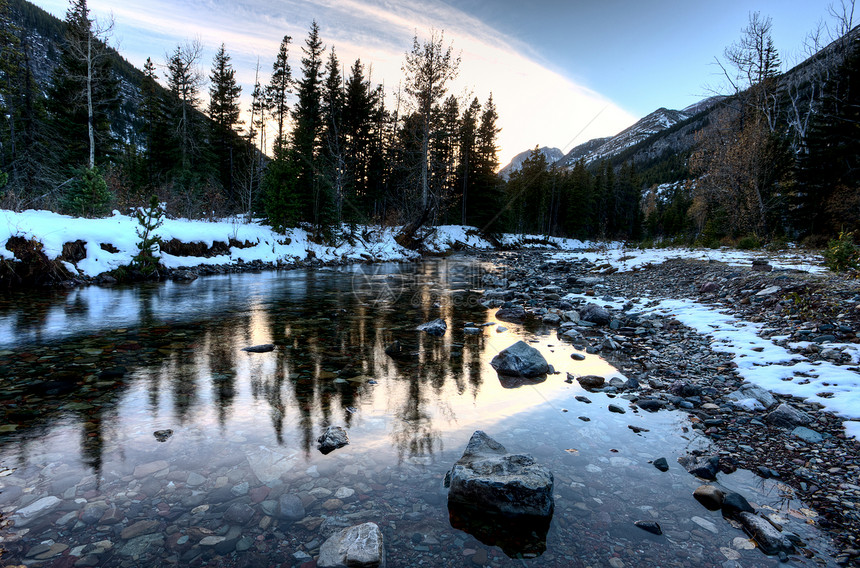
[0,0,503,238]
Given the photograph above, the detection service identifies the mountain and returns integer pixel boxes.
[499,146,564,179]
[556,105,713,170]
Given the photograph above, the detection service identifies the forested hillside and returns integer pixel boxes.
[0,0,858,248]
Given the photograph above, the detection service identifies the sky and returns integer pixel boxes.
[31,0,843,166]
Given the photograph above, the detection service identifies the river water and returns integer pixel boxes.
[0,256,836,566]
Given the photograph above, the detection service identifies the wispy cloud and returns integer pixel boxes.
[37,0,636,164]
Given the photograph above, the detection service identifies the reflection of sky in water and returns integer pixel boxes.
[0,257,837,566]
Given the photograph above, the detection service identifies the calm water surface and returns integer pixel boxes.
[0,257,836,567]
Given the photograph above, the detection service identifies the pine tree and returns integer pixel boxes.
[456,97,480,225]
[342,58,377,219]
[266,34,292,154]
[164,41,203,173]
[320,46,344,223]
[139,57,170,183]
[291,21,325,229]
[470,94,502,231]
[208,43,243,199]
[401,30,460,222]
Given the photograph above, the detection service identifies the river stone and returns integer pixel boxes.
[722,492,755,517]
[416,318,447,336]
[318,522,386,568]
[12,496,61,526]
[224,502,254,524]
[634,520,662,535]
[678,454,719,481]
[121,519,160,540]
[576,375,605,390]
[118,533,164,557]
[133,460,169,478]
[652,457,669,472]
[80,502,109,525]
[496,306,526,322]
[791,426,827,443]
[245,446,298,483]
[766,403,812,428]
[276,494,306,521]
[318,426,350,455]
[579,303,611,325]
[445,430,554,517]
[693,485,724,510]
[242,344,274,353]
[738,512,794,555]
[727,384,777,409]
[490,341,548,378]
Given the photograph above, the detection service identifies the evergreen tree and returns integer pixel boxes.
[320,46,344,223]
[798,37,860,236]
[290,21,325,230]
[164,41,203,173]
[266,34,292,153]
[208,43,243,199]
[342,58,377,219]
[401,30,460,222]
[456,97,480,225]
[139,57,170,183]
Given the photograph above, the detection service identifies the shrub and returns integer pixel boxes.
[737,235,762,250]
[62,166,112,217]
[823,231,859,273]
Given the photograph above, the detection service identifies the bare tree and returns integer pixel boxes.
[165,39,204,170]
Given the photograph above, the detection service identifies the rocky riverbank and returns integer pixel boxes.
[475,250,860,565]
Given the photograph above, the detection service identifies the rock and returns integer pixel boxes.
[186,472,206,487]
[223,502,254,524]
[445,430,553,517]
[80,502,109,525]
[463,327,481,335]
[317,522,386,568]
[693,485,724,510]
[678,454,719,481]
[608,404,626,414]
[738,512,794,555]
[242,344,275,353]
[636,399,665,412]
[133,460,169,478]
[383,341,416,360]
[652,457,669,472]
[276,494,306,521]
[542,313,561,325]
[496,306,526,322]
[579,303,611,325]
[751,260,773,272]
[766,403,812,429]
[755,286,781,297]
[727,384,776,408]
[576,375,605,390]
[634,520,662,535]
[489,341,548,378]
[121,519,160,540]
[318,425,350,455]
[416,318,447,336]
[12,496,61,526]
[570,352,586,361]
[791,426,827,443]
[722,492,755,517]
[669,380,701,398]
[700,282,719,293]
[153,429,173,442]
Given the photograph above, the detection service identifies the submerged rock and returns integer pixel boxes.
[318,426,350,455]
[445,430,553,517]
[317,522,385,568]
[490,341,548,378]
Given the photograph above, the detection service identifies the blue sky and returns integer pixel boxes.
[32,0,841,165]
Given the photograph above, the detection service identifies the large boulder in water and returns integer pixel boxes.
[445,430,554,517]
[318,426,349,455]
[490,341,548,378]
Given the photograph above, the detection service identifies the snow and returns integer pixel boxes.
[554,245,859,438]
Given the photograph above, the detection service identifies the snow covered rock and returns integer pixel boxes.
[445,431,554,517]
[490,341,548,378]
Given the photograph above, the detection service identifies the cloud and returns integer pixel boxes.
[65,0,637,165]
